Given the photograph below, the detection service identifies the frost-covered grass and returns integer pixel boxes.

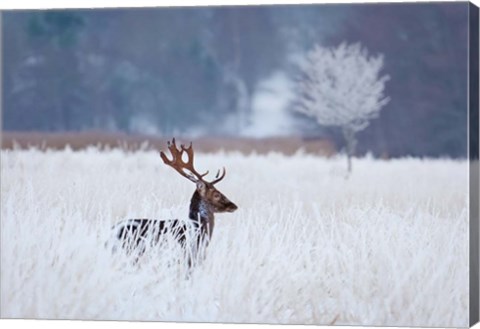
[0,148,469,326]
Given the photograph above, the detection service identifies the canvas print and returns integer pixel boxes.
[1,1,479,327]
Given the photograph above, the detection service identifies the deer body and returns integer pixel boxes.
[112,138,237,262]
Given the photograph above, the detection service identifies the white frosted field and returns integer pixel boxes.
[0,148,469,327]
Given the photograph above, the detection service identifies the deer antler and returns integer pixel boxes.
[210,167,226,185]
[160,138,209,183]
[160,138,227,185]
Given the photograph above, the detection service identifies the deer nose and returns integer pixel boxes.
[227,202,238,212]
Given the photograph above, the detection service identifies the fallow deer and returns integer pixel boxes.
[112,138,237,265]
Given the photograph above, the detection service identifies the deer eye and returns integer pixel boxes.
[213,192,220,199]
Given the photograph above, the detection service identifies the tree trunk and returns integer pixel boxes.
[342,127,357,174]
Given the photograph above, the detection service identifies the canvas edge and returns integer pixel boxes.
[469,1,480,327]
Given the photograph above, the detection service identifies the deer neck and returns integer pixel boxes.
[189,191,215,239]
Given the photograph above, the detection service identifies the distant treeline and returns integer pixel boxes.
[2,3,470,157]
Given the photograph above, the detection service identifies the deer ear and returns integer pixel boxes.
[196,181,206,194]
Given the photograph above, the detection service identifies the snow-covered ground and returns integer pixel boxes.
[0,148,469,326]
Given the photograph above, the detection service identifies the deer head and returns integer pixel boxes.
[160,138,237,213]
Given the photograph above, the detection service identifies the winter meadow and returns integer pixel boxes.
[1,2,474,327]
[0,147,469,327]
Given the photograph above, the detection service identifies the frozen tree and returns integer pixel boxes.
[294,42,390,173]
